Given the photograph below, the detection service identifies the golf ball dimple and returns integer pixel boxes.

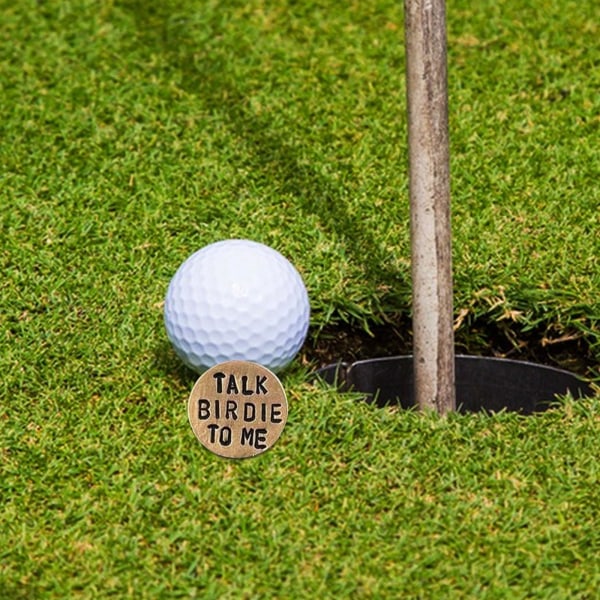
[164,239,310,373]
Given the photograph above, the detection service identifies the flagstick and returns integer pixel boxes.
[404,0,456,413]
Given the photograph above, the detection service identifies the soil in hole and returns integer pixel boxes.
[302,317,597,378]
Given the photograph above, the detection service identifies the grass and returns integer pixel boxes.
[1,0,599,597]
[3,386,600,598]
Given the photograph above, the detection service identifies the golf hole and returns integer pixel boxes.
[305,321,597,414]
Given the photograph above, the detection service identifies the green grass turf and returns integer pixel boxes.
[1,0,599,597]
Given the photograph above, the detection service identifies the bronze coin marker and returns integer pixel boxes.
[188,361,288,458]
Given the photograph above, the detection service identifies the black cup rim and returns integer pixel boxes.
[314,355,595,414]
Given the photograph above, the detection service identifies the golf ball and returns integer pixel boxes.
[164,239,310,373]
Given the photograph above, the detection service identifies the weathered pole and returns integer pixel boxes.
[404,0,456,413]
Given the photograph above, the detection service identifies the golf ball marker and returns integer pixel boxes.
[188,361,288,458]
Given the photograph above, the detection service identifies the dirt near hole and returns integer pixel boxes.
[302,318,598,380]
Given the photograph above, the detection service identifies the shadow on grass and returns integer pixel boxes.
[153,340,199,387]
[123,0,410,307]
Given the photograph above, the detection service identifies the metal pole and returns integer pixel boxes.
[404,0,456,413]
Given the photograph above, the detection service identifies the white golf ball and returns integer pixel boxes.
[164,239,310,373]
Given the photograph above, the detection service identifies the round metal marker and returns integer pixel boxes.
[187,361,288,459]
